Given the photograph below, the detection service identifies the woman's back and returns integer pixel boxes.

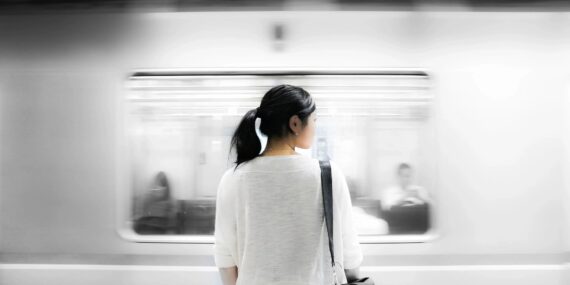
[214,154,363,285]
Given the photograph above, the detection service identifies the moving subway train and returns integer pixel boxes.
[1,1,570,285]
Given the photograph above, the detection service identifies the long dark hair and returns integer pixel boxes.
[229,84,316,171]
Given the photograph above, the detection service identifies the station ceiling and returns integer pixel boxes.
[0,0,568,13]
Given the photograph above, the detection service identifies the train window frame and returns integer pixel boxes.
[116,68,441,244]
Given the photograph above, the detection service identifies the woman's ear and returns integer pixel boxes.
[289,115,301,134]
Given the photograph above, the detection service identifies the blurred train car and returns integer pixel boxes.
[1,1,570,285]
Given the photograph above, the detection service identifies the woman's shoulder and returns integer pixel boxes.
[218,167,241,192]
[320,160,349,191]
[327,160,345,178]
[314,159,344,178]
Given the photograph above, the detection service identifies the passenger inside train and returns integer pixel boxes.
[380,163,432,234]
[381,163,431,210]
[134,171,179,234]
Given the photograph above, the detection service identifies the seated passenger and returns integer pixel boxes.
[135,171,178,234]
[381,163,431,211]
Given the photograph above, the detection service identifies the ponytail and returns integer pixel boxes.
[229,108,261,171]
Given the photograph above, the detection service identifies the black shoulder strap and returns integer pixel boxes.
[319,160,335,268]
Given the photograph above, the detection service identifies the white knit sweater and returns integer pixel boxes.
[213,154,363,285]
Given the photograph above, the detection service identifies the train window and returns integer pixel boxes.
[117,69,437,243]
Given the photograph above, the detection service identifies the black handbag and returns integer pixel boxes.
[320,160,375,285]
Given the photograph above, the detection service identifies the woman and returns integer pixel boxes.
[136,171,177,234]
[214,84,363,285]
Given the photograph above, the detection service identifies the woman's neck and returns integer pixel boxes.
[261,137,298,156]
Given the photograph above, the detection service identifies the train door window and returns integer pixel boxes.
[119,70,437,243]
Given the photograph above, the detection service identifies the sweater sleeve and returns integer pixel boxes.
[213,169,237,268]
[331,161,364,270]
